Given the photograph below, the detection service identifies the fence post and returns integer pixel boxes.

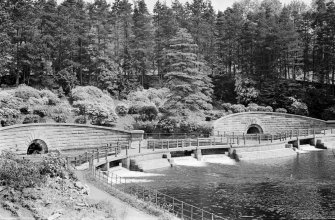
[153,141,155,151]
[271,134,273,143]
[243,133,246,145]
[139,140,142,153]
[211,213,214,220]
[97,149,99,162]
[258,134,261,144]
[78,155,81,165]
[167,140,170,149]
[105,147,108,161]
[237,136,239,146]
[197,138,199,147]
[181,202,184,219]
[176,139,178,148]
[172,197,175,214]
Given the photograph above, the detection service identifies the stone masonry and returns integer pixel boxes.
[213,112,326,135]
[0,123,143,154]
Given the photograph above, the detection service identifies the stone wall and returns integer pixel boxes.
[213,112,326,135]
[0,123,143,154]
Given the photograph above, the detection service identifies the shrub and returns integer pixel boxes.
[133,121,158,133]
[288,97,309,116]
[275,108,288,113]
[116,103,129,116]
[0,108,20,127]
[138,106,159,121]
[257,106,268,112]
[180,120,199,133]
[264,106,273,112]
[14,85,41,101]
[231,104,246,113]
[40,89,60,105]
[197,123,213,137]
[246,103,259,112]
[33,105,48,117]
[0,151,46,190]
[52,114,67,123]
[157,117,179,133]
[27,97,48,106]
[40,155,67,178]
[19,105,31,115]
[71,86,105,102]
[74,115,87,124]
[22,115,40,124]
[86,103,118,126]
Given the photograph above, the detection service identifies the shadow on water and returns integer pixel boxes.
[138,151,335,219]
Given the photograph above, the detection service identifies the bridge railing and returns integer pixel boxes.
[144,133,210,140]
[220,128,329,146]
[146,137,228,151]
[92,168,225,220]
[66,142,129,167]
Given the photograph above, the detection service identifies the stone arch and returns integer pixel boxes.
[246,124,263,134]
[27,139,48,154]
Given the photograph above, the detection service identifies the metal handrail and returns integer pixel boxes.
[92,168,226,220]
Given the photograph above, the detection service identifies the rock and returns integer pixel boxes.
[76,202,87,207]
[74,181,85,189]
[0,186,5,192]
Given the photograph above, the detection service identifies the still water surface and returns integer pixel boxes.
[139,150,335,219]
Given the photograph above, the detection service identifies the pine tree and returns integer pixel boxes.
[132,0,154,88]
[153,0,177,80]
[164,28,213,112]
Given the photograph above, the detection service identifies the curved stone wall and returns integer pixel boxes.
[213,112,326,135]
[0,123,143,154]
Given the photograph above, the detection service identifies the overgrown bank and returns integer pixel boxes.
[0,152,117,219]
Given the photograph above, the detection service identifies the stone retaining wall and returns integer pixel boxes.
[0,123,143,154]
[214,112,326,135]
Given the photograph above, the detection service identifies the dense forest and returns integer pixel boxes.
[1,0,335,121]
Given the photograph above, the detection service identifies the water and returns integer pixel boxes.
[137,151,335,219]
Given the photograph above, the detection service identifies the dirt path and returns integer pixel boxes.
[75,171,157,220]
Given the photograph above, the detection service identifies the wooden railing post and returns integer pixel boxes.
[85,152,88,163]
[197,138,200,147]
[243,133,246,145]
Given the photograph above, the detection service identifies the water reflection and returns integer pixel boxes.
[139,150,335,219]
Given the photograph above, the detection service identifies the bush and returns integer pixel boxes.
[71,86,105,102]
[138,106,159,121]
[74,115,87,124]
[197,123,213,137]
[40,89,60,105]
[40,155,67,178]
[288,97,309,116]
[86,103,118,126]
[180,120,199,133]
[19,105,31,115]
[275,108,288,113]
[246,103,259,112]
[52,114,67,123]
[133,121,158,133]
[33,105,48,117]
[157,117,179,133]
[264,106,273,112]
[0,151,46,190]
[27,97,48,105]
[231,104,246,113]
[14,85,41,101]
[22,115,40,124]
[0,108,20,127]
[115,103,129,116]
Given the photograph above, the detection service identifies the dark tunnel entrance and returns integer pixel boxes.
[27,139,48,154]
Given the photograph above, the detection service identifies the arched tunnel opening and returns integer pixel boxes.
[27,139,48,155]
[246,124,263,134]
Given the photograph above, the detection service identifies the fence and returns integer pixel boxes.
[216,128,330,146]
[144,133,210,140]
[66,142,129,167]
[91,167,226,220]
[146,137,227,151]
